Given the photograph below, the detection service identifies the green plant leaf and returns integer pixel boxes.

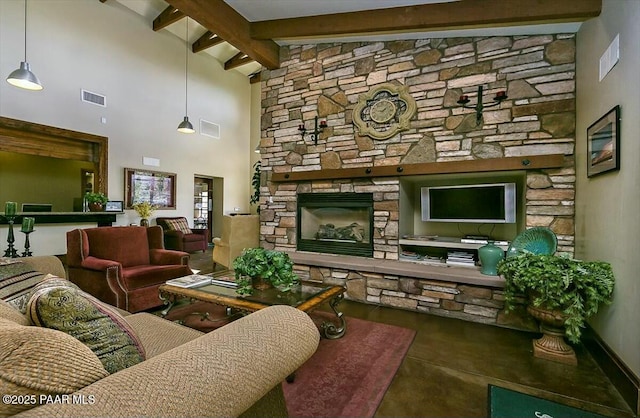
[497,252,615,343]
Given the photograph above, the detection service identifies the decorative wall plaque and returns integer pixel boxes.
[353,82,417,140]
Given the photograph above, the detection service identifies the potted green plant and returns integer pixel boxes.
[131,201,158,227]
[497,252,615,364]
[85,192,108,212]
[232,247,299,295]
[250,161,261,213]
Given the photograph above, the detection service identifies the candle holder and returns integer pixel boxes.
[457,85,508,124]
[21,230,34,257]
[2,216,20,258]
[298,116,328,145]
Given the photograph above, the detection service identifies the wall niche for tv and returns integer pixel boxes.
[399,171,527,242]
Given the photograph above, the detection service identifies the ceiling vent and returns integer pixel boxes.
[81,89,106,107]
[200,119,220,139]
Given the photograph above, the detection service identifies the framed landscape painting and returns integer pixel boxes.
[125,168,176,209]
[587,105,620,177]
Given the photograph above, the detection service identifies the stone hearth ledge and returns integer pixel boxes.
[288,251,505,288]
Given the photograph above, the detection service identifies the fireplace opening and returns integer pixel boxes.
[297,193,374,257]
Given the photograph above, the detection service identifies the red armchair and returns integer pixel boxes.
[66,226,192,313]
[156,217,209,253]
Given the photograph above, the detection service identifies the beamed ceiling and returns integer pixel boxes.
[102,0,602,84]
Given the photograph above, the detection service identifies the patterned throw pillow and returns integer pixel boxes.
[0,260,46,313]
[0,317,109,416]
[165,218,193,234]
[0,298,30,326]
[27,280,146,374]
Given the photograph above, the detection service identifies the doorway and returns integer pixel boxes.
[194,176,224,241]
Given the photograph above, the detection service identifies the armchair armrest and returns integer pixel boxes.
[149,249,190,266]
[20,306,320,418]
[212,237,227,247]
[80,256,120,271]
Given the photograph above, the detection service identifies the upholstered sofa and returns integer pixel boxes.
[0,256,320,417]
[212,214,260,269]
[156,217,209,253]
[66,226,192,313]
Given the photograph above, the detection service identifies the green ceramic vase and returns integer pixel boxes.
[478,241,504,276]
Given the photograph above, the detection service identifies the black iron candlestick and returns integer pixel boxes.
[457,85,508,124]
[21,230,34,257]
[3,216,19,258]
[298,116,328,145]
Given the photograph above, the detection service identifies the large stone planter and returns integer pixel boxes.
[526,304,577,365]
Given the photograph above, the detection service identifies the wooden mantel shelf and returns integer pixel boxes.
[270,154,564,182]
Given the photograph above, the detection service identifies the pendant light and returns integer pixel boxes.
[6,0,43,91]
[177,17,194,134]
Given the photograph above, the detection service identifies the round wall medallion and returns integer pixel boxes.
[353,82,417,140]
[370,99,397,124]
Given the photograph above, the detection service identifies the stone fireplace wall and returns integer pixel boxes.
[258,35,577,326]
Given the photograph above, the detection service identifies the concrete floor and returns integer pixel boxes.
[189,248,633,417]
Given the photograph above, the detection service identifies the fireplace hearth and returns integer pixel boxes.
[297,193,373,257]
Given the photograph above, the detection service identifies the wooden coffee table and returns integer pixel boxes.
[158,276,347,339]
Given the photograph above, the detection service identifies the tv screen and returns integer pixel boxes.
[421,183,516,223]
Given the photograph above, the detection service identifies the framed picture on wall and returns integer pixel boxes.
[124,168,176,209]
[587,105,620,177]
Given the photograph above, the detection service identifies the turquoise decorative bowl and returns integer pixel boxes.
[506,227,557,258]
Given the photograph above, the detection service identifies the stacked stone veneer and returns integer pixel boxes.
[259,35,576,328]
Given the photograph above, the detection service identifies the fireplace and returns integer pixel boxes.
[297,193,374,257]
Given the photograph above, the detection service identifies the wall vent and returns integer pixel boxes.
[81,89,106,107]
[200,119,220,139]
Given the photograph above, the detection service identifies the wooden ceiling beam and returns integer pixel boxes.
[224,52,254,70]
[249,72,261,84]
[165,0,280,69]
[152,5,185,32]
[250,0,601,40]
[192,31,224,53]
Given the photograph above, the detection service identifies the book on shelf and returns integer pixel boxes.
[166,274,212,288]
[460,238,509,246]
[446,260,477,268]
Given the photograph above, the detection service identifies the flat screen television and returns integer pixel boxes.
[421,183,516,223]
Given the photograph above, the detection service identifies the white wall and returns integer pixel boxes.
[576,0,640,375]
[0,0,253,254]
[249,81,261,214]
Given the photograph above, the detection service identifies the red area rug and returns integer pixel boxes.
[283,314,415,417]
[158,303,415,417]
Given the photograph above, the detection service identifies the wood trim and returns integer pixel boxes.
[224,51,253,70]
[0,212,117,227]
[192,31,224,53]
[249,72,261,84]
[0,117,108,194]
[270,154,565,183]
[250,0,601,40]
[583,325,640,415]
[152,5,184,32]
[165,0,280,69]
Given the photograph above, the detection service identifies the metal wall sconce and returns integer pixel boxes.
[298,116,327,145]
[457,85,508,124]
